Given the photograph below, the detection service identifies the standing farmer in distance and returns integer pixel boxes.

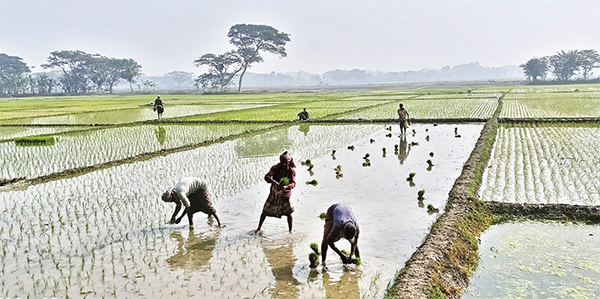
[161,177,221,228]
[321,203,360,265]
[256,151,297,233]
[153,95,164,120]
[397,103,411,135]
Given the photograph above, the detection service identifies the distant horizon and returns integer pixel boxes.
[2,0,599,77]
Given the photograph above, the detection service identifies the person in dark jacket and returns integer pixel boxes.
[256,151,297,232]
[321,203,360,264]
[153,95,164,120]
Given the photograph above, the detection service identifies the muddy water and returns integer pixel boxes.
[463,221,600,298]
[0,123,481,298]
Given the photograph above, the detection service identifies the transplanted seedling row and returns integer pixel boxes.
[481,122,600,205]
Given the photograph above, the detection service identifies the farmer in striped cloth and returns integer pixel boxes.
[161,177,221,228]
[256,151,297,233]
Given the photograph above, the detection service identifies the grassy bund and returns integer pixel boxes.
[1,83,600,298]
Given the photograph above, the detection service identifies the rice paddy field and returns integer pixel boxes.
[1,83,600,298]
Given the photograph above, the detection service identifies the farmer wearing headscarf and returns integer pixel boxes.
[161,177,221,228]
[256,151,297,232]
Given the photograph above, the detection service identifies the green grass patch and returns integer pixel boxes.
[14,136,56,146]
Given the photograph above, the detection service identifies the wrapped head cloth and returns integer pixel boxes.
[279,151,296,168]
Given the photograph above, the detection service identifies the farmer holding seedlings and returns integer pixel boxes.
[397,103,411,135]
[256,151,297,233]
[161,177,221,228]
[321,203,360,265]
[153,95,164,120]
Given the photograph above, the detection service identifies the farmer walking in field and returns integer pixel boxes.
[161,177,221,228]
[256,151,297,233]
[153,95,164,120]
[397,103,410,135]
[321,203,360,265]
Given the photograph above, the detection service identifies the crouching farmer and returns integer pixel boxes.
[321,203,360,264]
[161,177,221,228]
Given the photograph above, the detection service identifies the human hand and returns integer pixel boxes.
[341,255,351,264]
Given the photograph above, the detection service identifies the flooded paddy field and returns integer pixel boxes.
[480,123,600,205]
[0,123,274,180]
[463,220,600,298]
[501,91,600,119]
[0,123,482,298]
[0,126,96,142]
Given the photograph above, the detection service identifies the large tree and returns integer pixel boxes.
[548,50,581,81]
[227,24,290,92]
[194,51,242,92]
[121,58,142,93]
[520,57,548,81]
[578,49,600,80]
[0,53,31,94]
[42,50,93,93]
[167,71,194,88]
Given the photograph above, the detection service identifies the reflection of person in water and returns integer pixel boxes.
[161,177,221,228]
[298,123,310,136]
[322,269,361,298]
[155,125,166,145]
[398,135,411,164]
[256,151,297,233]
[166,231,219,270]
[262,244,300,299]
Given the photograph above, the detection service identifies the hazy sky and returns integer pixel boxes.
[1,0,599,76]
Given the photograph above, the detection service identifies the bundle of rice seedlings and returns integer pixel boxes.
[306,179,318,186]
[280,177,290,186]
[319,212,327,220]
[15,136,56,146]
[427,204,439,213]
[309,243,320,268]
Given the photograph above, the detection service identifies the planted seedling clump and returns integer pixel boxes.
[319,212,327,220]
[386,133,392,138]
[418,189,425,200]
[309,243,320,268]
[427,204,439,213]
[427,159,434,167]
[347,145,355,151]
[15,136,56,146]
[429,152,434,157]
[306,179,318,186]
[407,172,416,181]
[370,139,375,144]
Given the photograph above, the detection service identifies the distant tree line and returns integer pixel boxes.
[0,51,142,95]
[520,49,600,82]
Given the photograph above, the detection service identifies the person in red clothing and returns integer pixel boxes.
[256,151,297,233]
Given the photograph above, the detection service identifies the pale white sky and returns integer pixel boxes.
[1,0,599,76]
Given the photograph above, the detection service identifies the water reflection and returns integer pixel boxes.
[323,269,361,298]
[262,243,300,298]
[155,125,166,145]
[234,128,292,158]
[398,135,411,164]
[298,124,310,136]
[166,230,220,271]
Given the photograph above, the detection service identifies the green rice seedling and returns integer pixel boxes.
[370,139,375,143]
[407,172,416,181]
[347,145,355,151]
[331,149,336,155]
[394,144,399,150]
[410,141,419,146]
[425,135,430,141]
[455,134,461,138]
[425,128,429,132]
[427,204,439,213]
[386,126,392,131]
[351,257,361,265]
[412,129,416,134]
[279,177,290,186]
[427,160,434,167]
[418,190,425,200]
[310,243,320,254]
[306,179,318,186]
[319,212,327,220]
[301,159,312,166]
[434,123,438,126]
[363,153,370,159]
[386,133,392,137]
[14,136,56,146]
[362,161,371,167]
[429,152,434,157]
[308,252,319,268]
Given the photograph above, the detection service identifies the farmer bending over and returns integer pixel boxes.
[321,203,360,264]
[161,177,221,228]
